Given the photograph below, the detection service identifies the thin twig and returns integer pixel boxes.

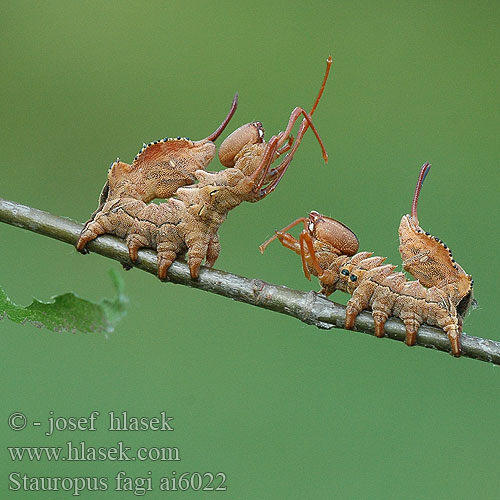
[0,197,498,365]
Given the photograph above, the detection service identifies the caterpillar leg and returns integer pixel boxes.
[205,235,221,268]
[77,212,124,252]
[372,311,389,338]
[126,233,150,263]
[345,283,374,330]
[443,324,461,357]
[401,317,422,347]
[77,198,143,253]
[345,300,364,330]
[187,240,210,279]
[155,218,186,280]
[319,283,336,298]
[77,220,107,253]
[156,246,178,280]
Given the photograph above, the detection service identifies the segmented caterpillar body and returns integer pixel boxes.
[259,165,474,357]
[338,252,461,355]
[77,58,333,280]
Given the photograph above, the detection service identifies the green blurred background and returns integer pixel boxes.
[1,1,499,498]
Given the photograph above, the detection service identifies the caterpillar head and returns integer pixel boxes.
[218,122,265,167]
[307,211,359,256]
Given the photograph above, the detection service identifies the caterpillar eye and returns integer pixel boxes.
[341,269,349,276]
[210,190,218,197]
[350,274,358,282]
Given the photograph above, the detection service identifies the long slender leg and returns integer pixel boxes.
[252,132,310,200]
[276,136,294,156]
[259,217,307,253]
[251,58,333,200]
[265,135,294,181]
[255,153,295,199]
[274,107,327,160]
[250,107,326,199]
[274,55,332,164]
[278,55,332,151]
[248,136,280,191]
[299,231,322,279]
[255,112,325,200]
[299,232,312,280]
[310,56,332,116]
[275,232,301,253]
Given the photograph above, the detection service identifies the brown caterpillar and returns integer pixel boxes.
[77,93,238,248]
[77,58,333,280]
[260,163,474,357]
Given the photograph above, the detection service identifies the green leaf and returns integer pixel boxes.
[0,270,127,334]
